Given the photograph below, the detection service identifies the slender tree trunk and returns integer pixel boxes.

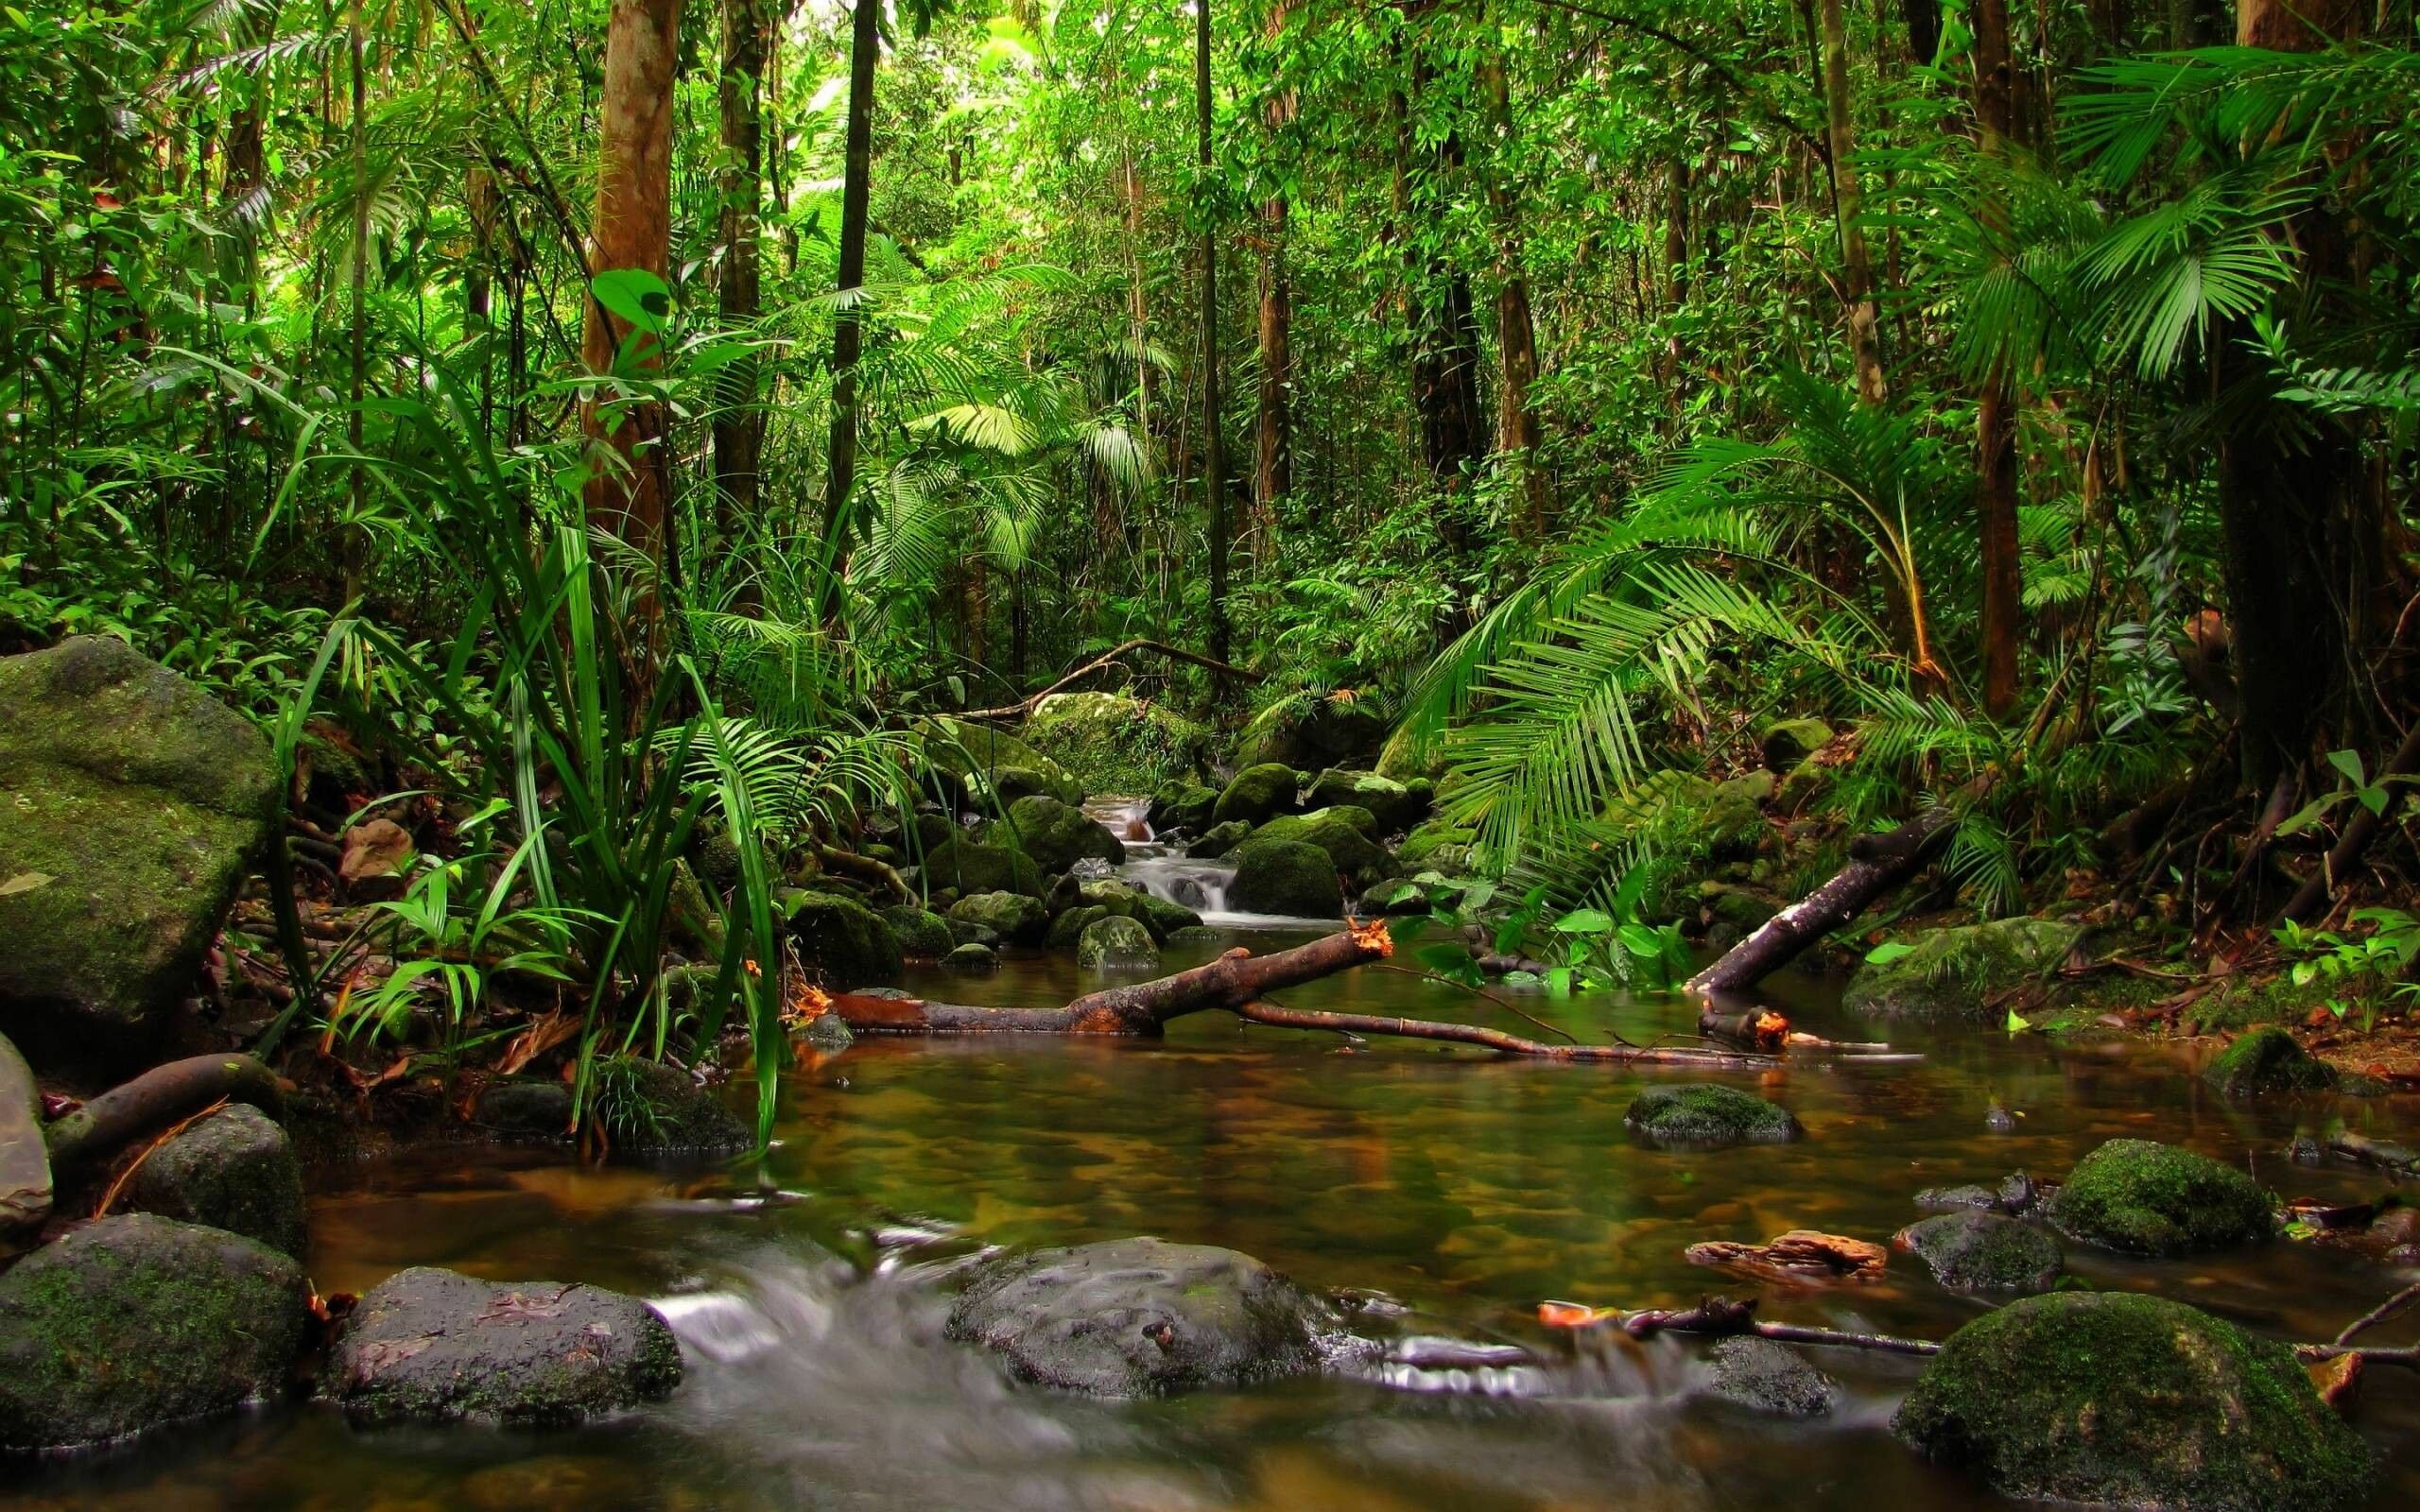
[1975,0,2023,716]
[1480,39,1547,539]
[345,8,370,595]
[466,163,498,438]
[821,0,881,614]
[579,0,683,613]
[1123,152,1153,443]
[1252,0,1295,549]
[1398,35,1485,549]
[1817,0,1886,404]
[1197,0,1232,665]
[715,0,767,595]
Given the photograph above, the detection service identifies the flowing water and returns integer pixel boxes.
[9,924,2418,1512]
[1084,797,1335,928]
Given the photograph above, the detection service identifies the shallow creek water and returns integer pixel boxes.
[8,919,2418,1512]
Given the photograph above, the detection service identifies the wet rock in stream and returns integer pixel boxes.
[126,1102,306,1256]
[1623,1084,1803,1147]
[1894,1211,2062,1293]
[1702,1336,1835,1418]
[323,1266,683,1427]
[2043,1138,2275,1257]
[1226,837,1345,919]
[945,1237,1339,1398]
[2204,1026,2338,1097]
[1076,914,1159,970]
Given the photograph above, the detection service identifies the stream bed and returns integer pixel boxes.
[7,923,2416,1511]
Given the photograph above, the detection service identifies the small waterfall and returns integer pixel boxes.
[1082,796,1154,842]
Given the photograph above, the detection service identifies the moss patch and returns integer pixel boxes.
[2044,1138,2275,1257]
[1624,1084,1802,1146]
[2204,1026,2338,1097]
[1019,692,1211,796]
[1841,917,2083,1022]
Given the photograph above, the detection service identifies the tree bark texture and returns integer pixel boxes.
[1198,0,1233,664]
[715,0,768,585]
[821,0,882,607]
[1817,0,1886,405]
[1252,0,1295,541]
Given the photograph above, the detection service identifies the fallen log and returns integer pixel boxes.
[43,1054,284,1192]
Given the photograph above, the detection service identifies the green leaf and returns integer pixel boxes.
[0,871,55,898]
[1415,942,1473,973]
[590,268,671,335]
[1544,967,1575,997]
[1551,908,1614,935]
[1618,922,1667,958]
[2005,1008,2032,1034]
[1865,940,1916,965]
[2326,748,2366,786]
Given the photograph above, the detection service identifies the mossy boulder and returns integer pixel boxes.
[1212,763,1304,826]
[2044,1138,2275,1257]
[1841,918,2084,1022]
[323,1266,683,1428]
[921,837,1046,900]
[1394,817,1478,876]
[1895,1211,2062,1293]
[998,794,1125,873]
[475,1078,576,1139]
[0,1031,47,1247]
[1019,692,1211,796]
[597,1060,751,1154]
[1236,696,1389,771]
[0,1214,309,1449]
[879,905,957,960]
[1703,1336,1834,1418]
[945,1237,1336,1398]
[1226,838,1343,919]
[1046,903,1111,948]
[1703,774,1774,859]
[1187,819,1253,859]
[1624,1084,1803,1147]
[915,716,1084,808]
[945,942,997,969]
[1147,779,1220,836]
[1248,805,1396,890]
[1758,717,1836,773]
[0,636,280,1074]
[126,1104,305,1257]
[1131,891,1202,939]
[1078,915,1160,970]
[780,887,904,988]
[1893,1292,2371,1511]
[1303,769,1429,834]
[2204,1027,2338,1097]
[949,890,1050,946]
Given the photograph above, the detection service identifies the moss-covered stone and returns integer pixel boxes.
[0,636,279,1074]
[780,887,904,988]
[1394,817,1478,876]
[1703,1336,1834,1417]
[1131,891,1202,940]
[322,1266,683,1428]
[1186,819,1253,859]
[1895,1211,2062,1293]
[915,716,1083,808]
[1078,915,1160,970]
[1247,805,1396,890]
[1704,773,1775,858]
[2044,1138,2275,1257]
[1019,692,1211,796]
[1226,838,1344,919]
[2204,1026,2339,1097]
[1235,696,1388,771]
[949,890,1050,945]
[596,1059,751,1155]
[1148,778,1220,835]
[945,942,997,969]
[997,794,1125,873]
[2184,971,2361,1033]
[1212,763,1304,826]
[1758,717,1835,773]
[1894,1292,2371,1511]
[0,1031,47,1246]
[1624,1084,1803,1147]
[1046,903,1111,948]
[879,904,957,960]
[126,1104,305,1257]
[921,837,1045,900]
[0,1214,308,1449]
[1841,917,2083,1022]
[1303,769,1428,834]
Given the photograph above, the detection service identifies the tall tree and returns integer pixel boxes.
[1973,0,2023,715]
[822,0,883,610]
[1817,0,1886,404]
[1394,22,1485,545]
[1252,0,1295,542]
[1479,32,1546,538]
[1199,0,1232,663]
[716,0,768,591]
[580,0,683,597]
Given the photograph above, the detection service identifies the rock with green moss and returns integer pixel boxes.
[949,890,1050,946]
[1624,1084,1802,1147]
[1078,915,1160,970]
[945,942,997,969]
[1702,775,1773,859]
[1019,692,1211,796]
[1236,697,1389,771]
[127,1104,305,1257]
[0,636,280,1074]
[998,794,1125,873]
[0,1214,308,1449]
[1248,806,1397,890]
[781,888,904,988]
[1894,1291,2370,1511]
[1212,763,1304,826]
[1894,1211,2062,1292]
[1304,769,1429,834]
[1046,903,1111,948]
[1758,717,1835,773]
[1841,918,2083,1022]
[323,1266,683,1428]
[0,1031,47,1247]
[1147,779,1219,836]
[2045,1138,2275,1257]
[1395,817,1477,875]
[1226,839,1343,919]
[915,716,1084,808]
[597,1059,751,1155]
[879,905,957,960]
[1131,892,1202,940]
[921,837,1046,900]
[2204,1026,2338,1097]
[1187,819,1254,859]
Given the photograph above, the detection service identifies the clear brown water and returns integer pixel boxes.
[8,925,2416,1511]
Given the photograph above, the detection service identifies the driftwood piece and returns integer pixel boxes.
[43,1054,284,1192]
[1236,1001,1772,1068]
[1684,1229,1890,1284]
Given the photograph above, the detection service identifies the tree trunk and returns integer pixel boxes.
[1197,0,1233,665]
[1397,38,1486,548]
[1817,0,1886,405]
[715,0,767,594]
[580,0,683,603]
[1974,0,2024,717]
[1480,41,1547,539]
[1252,0,1295,550]
[821,0,882,615]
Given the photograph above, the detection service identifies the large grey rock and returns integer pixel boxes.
[1246,806,1396,890]
[922,838,1045,900]
[1894,1292,2371,1511]
[879,904,957,960]
[0,1214,308,1449]
[0,637,279,1073]
[1078,914,1160,970]
[780,887,904,988]
[0,1031,47,1246]
[949,890,1049,946]
[127,1103,305,1256]
[946,1237,1335,1397]
[322,1266,683,1427]
[1894,1211,2061,1293]
[1703,1336,1833,1417]
[1211,763,1303,827]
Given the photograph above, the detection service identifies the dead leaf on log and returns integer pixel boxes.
[2309,1351,2362,1413]
[1685,1229,1889,1284]
[497,1009,580,1076]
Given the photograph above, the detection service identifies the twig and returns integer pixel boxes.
[1236,1001,1772,1067]
[1367,962,1586,1045]
[2335,1280,2420,1347]
[1617,1296,1940,1356]
[89,1098,229,1218]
